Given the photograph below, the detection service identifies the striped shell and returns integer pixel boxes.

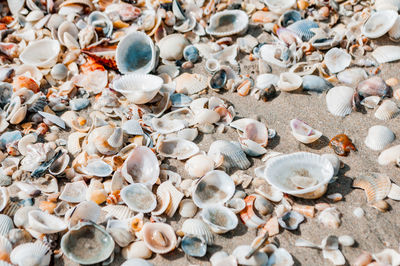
[324,48,351,74]
[375,100,399,121]
[371,45,400,64]
[287,20,319,41]
[353,173,391,202]
[0,215,13,236]
[102,205,135,220]
[208,140,250,170]
[364,125,395,151]
[378,145,400,165]
[326,86,354,117]
[361,10,398,38]
[10,241,51,266]
[180,218,214,245]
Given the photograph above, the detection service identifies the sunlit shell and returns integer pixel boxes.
[116,31,156,74]
[264,152,333,199]
[179,199,198,218]
[157,137,199,160]
[158,181,183,217]
[277,72,302,92]
[181,235,207,257]
[49,149,70,175]
[206,10,249,37]
[121,259,154,266]
[371,45,400,64]
[122,119,144,136]
[290,119,322,144]
[20,39,60,68]
[226,198,246,214]
[337,68,368,86]
[28,210,67,234]
[185,154,215,178]
[375,100,399,121]
[378,145,400,165]
[151,186,171,216]
[142,222,177,254]
[353,173,391,202]
[255,74,279,90]
[65,201,100,228]
[0,187,8,213]
[278,211,304,230]
[318,207,341,229]
[326,86,354,117]
[59,181,87,203]
[106,219,134,247]
[287,19,318,41]
[233,245,268,266]
[264,0,296,14]
[10,241,51,266]
[61,222,114,265]
[121,183,157,213]
[388,183,400,201]
[0,214,13,236]
[373,249,400,266]
[157,34,189,60]
[180,218,214,245]
[302,75,333,93]
[175,73,208,95]
[38,111,66,129]
[364,125,395,151]
[208,140,250,170]
[102,205,135,221]
[324,48,351,74]
[201,205,238,234]
[122,241,152,260]
[121,146,159,185]
[361,10,398,38]
[230,118,268,147]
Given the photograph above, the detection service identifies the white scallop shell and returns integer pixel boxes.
[180,218,214,245]
[157,34,189,60]
[324,48,351,74]
[0,187,8,213]
[59,181,88,203]
[0,214,14,236]
[116,31,156,74]
[290,119,322,144]
[264,152,334,199]
[13,206,39,228]
[201,205,238,234]
[185,154,215,178]
[371,45,400,64]
[157,137,199,160]
[365,125,395,151]
[106,219,134,247]
[208,140,250,170]
[375,100,399,121]
[28,210,67,234]
[192,170,235,208]
[121,183,157,213]
[142,222,177,254]
[113,74,163,104]
[277,72,303,92]
[362,10,398,39]
[326,86,354,117]
[264,0,295,14]
[151,185,171,216]
[174,73,208,95]
[337,68,368,86]
[206,10,249,37]
[179,199,197,218]
[378,145,400,165]
[10,241,51,266]
[102,205,135,221]
[321,154,341,176]
[20,39,60,68]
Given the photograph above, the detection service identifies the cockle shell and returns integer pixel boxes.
[0,215,13,236]
[157,181,183,217]
[287,19,319,41]
[28,210,67,234]
[174,73,208,95]
[201,205,238,234]
[353,173,391,202]
[180,218,214,245]
[324,48,351,74]
[185,154,215,178]
[116,31,156,74]
[20,39,60,68]
[378,145,400,165]
[226,198,246,214]
[157,137,199,160]
[372,45,400,64]
[102,205,135,221]
[179,199,197,218]
[326,86,354,117]
[208,140,250,170]
[192,170,235,208]
[375,100,399,121]
[121,146,159,185]
[264,152,334,199]
[121,183,156,213]
[59,181,87,203]
[361,10,398,38]
[206,10,249,37]
[142,222,177,254]
[230,119,268,147]
[157,34,189,60]
[10,241,51,266]
[277,72,303,92]
[290,119,322,144]
[364,125,395,151]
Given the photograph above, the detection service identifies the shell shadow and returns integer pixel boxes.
[221,219,248,239]
[305,135,330,150]
[268,134,281,150]
[325,174,354,198]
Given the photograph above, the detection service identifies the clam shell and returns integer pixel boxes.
[180,218,214,245]
[364,125,395,151]
[102,205,135,221]
[326,86,354,117]
[264,0,295,14]
[201,205,238,234]
[181,235,207,257]
[177,128,198,141]
[65,201,100,228]
[388,183,400,201]
[28,210,67,234]
[371,45,400,64]
[121,183,157,213]
[264,152,334,199]
[0,187,8,213]
[290,119,322,144]
[362,10,398,38]
[116,31,156,74]
[208,140,250,170]
[232,245,268,266]
[157,34,189,60]
[61,222,114,265]
[59,180,87,203]
[323,249,345,265]
[206,10,249,37]
[10,241,51,266]
[302,75,333,93]
[277,72,303,92]
[378,144,400,165]
[185,154,215,178]
[158,181,183,217]
[81,158,113,177]
[0,214,14,236]
[14,206,39,228]
[20,39,60,68]
[337,68,368,86]
[142,222,177,254]
[375,100,399,121]
[157,137,199,160]
[389,15,400,40]
[254,183,283,202]
[179,199,198,218]
[121,146,159,185]
[122,119,144,136]
[151,117,187,134]
[321,154,341,176]
[174,73,208,95]
[318,207,341,229]
[287,19,318,41]
[255,74,279,90]
[88,11,113,38]
[226,198,246,214]
[324,48,351,74]
[373,249,400,266]
[240,195,267,228]
[38,111,66,129]
[269,248,294,266]
[192,170,235,208]
[7,0,25,15]
[106,219,134,247]
[353,173,391,202]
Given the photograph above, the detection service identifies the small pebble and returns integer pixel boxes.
[338,235,355,247]
[353,207,365,218]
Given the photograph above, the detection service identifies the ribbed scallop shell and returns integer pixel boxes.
[0,235,12,254]
[158,181,183,218]
[378,145,400,165]
[174,73,208,95]
[326,86,354,117]
[102,205,135,220]
[361,10,398,38]
[287,19,319,41]
[353,173,391,202]
[375,100,399,121]
[389,15,400,40]
[208,140,250,170]
[181,218,214,245]
[206,10,249,37]
[0,214,13,236]
[10,241,51,266]
[364,125,395,151]
[371,45,400,64]
[324,48,351,74]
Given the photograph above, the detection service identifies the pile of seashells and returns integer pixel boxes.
[0,0,400,265]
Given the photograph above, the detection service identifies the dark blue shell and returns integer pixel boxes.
[302,75,333,93]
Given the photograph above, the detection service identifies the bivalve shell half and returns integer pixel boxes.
[290,119,322,144]
[277,72,303,92]
[121,184,156,213]
[201,205,238,234]
[378,145,400,165]
[326,86,354,117]
[20,40,60,68]
[185,154,215,178]
[142,222,177,254]
[28,210,67,234]
[324,48,351,74]
[372,45,400,64]
[157,137,199,160]
[375,100,399,121]
[0,215,13,236]
[10,241,51,266]
[365,125,395,151]
[264,0,295,14]
[353,173,391,202]
[362,10,398,38]
[206,10,249,37]
[208,140,250,170]
[180,218,214,245]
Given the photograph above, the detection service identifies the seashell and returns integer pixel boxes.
[205,58,221,73]
[50,63,68,80]
[8,0,25,15]
[70,98,90,111]
[0,187,8,213]
[361,10,398,38]
[239,195,266,228]
[364,125,395,151]
[361,96,381,109]
[61,221,114,265]
[122,241,152,260]
[157,137,199,160]
[239,138,267,157]
[157,34,189,60]
[326,86,354,117]
[121,183,156,213]
[268,248,294,266]
[116,31,156,74]
[208,140,250,170]
[278,211,304,230]
[179,199,197,218]
[14,206,39,228]
[49,149,69,175]
[121,259,154,266]
[180,218,214,245]
[10,241,51,266]
[122,119,144,136]
[206,10,249,37]
[192,170,235,208]
[290,119,322,144]
[255,74,278,90]
[318,207,341,229]
[209,70,227,91]
[371,45,400,64]
[65,201,100,228]
[254,183,283,202]
[194,109,220,124]
[389,15,400,40]
[353,173,391,203]
[201,205,238,234]
[338,235,354,247]
[254,196,273,216]
[357,77,390,99]
[0,214,13,236]
[322,249,345,265]
[38,111,66,129]
[181,235,207,257]
[88,11,113,38]
[170,94,192,108]
[174,14,196,33]
[158,181,183,217]
[226,198,246,214]
[321,154,340,176]
[232,245,268,266]
[302,75,333,93]
[106,219,134,247]
[375,100,399,121]
[121,146,159,185]
[59,181,87,203]
[378,145,400,165]
[20,39,60,68]
[175,73,208,95]
[279,10,302,27]
[264,152,334,199]
[230,119,268,147]
[28,210,67,234]
[177,128,198,141]
[324,48,351,74]
[373,249,400,265]
[185,154,215,178]
[388,183,400,200]
[142,222,177,254]
[337,68,368,86]
[287,19,319,41]
[102,205,135,221]
[277,72,302,92]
